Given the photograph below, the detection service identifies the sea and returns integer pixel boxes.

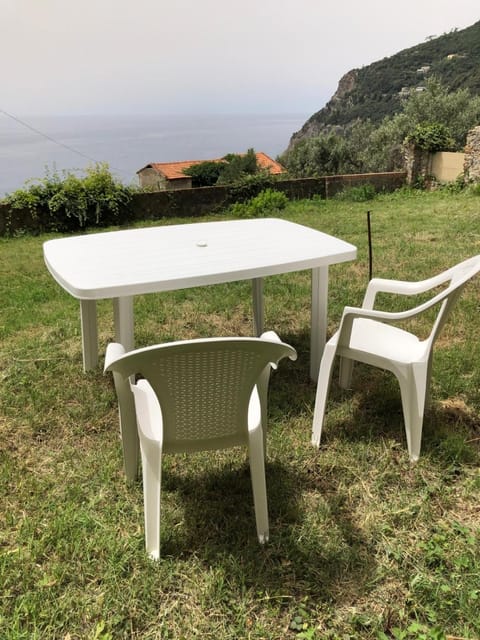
[0,113,308,197]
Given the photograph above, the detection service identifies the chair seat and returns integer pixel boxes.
[336,318,428,364]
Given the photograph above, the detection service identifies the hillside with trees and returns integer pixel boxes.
[287,20,480,150]
[282,20,480,179]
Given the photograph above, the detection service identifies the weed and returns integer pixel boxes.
[335,183,377,202]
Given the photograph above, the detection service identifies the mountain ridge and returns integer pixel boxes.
[288,19,480,151]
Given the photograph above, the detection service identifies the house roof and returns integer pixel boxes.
[139,160,204,180]
[138,152,285,181]
[254,152,285,175]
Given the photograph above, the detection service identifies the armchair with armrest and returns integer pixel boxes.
[105,331,297,559]
[311,255,480,461]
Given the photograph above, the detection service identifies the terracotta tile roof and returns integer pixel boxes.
[140,160,203,180]
[254,152,285,175]
[138,152,285,181]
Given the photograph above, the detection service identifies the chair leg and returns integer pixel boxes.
[397,364,428,462]
[110,367,140,482]
[338,357,354,389]
[141,443,162,560]
[424,352,433,411]
[248,424,269,544]
[119,401,140,482]
[311,342,337,447]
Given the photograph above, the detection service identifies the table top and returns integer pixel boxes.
[43,218,357,300]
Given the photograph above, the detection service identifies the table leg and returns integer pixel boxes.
[113,296,134,352]
[80,300,98,372]
[310,266,328,382]
[252,278,264,336]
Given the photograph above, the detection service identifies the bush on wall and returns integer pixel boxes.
[182,148,261,187]
[3,163,134,233]
[405,122,455,152]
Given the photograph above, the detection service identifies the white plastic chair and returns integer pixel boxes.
[312,255,480,461]
[105,332,297,559]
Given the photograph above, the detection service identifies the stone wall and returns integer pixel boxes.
[324,172,405,198]
[464,126,480,182]
[404,143,430,185]
[0,171,406,236]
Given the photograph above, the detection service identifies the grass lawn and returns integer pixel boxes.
[1,188,480,639]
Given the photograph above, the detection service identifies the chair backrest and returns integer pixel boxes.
[426,255,480,348]
[106,337,296,453]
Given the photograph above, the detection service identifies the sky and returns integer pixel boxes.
[1,0,480,117]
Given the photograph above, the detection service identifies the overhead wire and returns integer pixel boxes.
[0,107,132,178]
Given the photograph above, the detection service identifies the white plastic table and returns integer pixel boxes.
[43,218,356,380]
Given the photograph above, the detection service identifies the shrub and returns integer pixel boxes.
[4,163,133,232]
[182,161,223,187]
[228,188,289,218]
[183,148,262,187]
[468,181,480,196]
[405,122,454,152]
[248,189,289,214]
[227,173,281,203]
[441,175,467,194]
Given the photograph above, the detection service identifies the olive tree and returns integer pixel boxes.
[284,79,480,176]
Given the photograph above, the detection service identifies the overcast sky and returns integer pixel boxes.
[2,1,479,117]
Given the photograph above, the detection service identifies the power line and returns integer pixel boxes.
[0,108,132,177]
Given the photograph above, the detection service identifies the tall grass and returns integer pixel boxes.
[0,189,479,639]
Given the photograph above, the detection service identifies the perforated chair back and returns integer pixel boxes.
[108,337,296,453]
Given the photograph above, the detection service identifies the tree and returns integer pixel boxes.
[405,122,454,152]
[183,148,261,186]
[216,148,259,184]
[399,77,480,148]
[182,161,223,187]
[284,79,480,176]
[285,132,359,177]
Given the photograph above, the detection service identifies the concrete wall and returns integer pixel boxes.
[429,152,464,182]
[405,124,480,185]
[406,146,466,185]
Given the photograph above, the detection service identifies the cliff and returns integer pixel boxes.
[287,19,480,152]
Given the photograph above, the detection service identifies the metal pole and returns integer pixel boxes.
[367,211,373,281]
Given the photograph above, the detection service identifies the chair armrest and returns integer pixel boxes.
[336,305,410,349]
[259,331,281,369]
[260,330,281,343]
[132,379,163,444]
[259,330,297,368]
[343,293,451,325]
[362,272,452,309]
[104,342,126,372]
[342,305,420,323]
[104,341,139,481]
[337,293,449,347]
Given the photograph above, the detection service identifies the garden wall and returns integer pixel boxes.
[464,126,480,182]
[0,171,406,236]
[430,152,464,182]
